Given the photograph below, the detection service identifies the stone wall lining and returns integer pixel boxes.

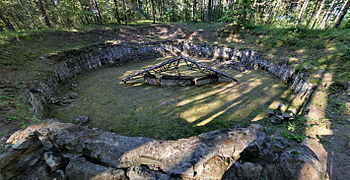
[25,41,315,119]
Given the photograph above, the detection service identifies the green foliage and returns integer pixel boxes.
[220,0,255,26]
[342,14,350,29]
[0,0,348,30]
[281,131,307,143]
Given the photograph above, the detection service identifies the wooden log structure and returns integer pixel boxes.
[121,56,238,83]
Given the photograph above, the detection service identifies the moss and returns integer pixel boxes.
[291,150,300,155]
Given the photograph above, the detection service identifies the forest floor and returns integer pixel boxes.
[0,22,349,179]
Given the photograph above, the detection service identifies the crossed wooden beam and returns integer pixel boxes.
[121,56,238,83]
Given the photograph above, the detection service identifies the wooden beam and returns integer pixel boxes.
[121,56,239,83]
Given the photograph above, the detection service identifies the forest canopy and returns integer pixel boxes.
[0,0,349,31]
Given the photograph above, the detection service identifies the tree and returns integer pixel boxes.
[296,0,310,27]
[0,8,15,31]
[193,0,197,22]
[320,0,338,29]
[122,0,128,24]
[90,0,102,23]
[113,0,121,24]
[37,0,52,28]
[333,0,350,28]
[306,0,321,27]
[206,0,212,22]
[311,0,327,28]
[150,0,156,23]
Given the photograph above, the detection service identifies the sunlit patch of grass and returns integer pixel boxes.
[48,57,297,139]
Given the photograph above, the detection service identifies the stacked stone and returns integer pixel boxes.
[0,121,325,180]
[25,40,316,120]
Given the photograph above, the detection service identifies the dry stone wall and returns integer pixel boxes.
[26,41,315,119]
[0,41,324,180]
[0,121,325,180]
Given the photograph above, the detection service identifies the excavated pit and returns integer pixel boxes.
[0,41,325,180]
[46,56,299,139]
[22,41,316,140]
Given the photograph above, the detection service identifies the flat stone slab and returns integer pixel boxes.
[1,121,325,179]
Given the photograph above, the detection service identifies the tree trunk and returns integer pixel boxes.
[320,0,338,29]
[162,0,165,21]
[193,0,197,22]
[306,0,321,27]
[311,0,326,28]
[206,0,212,22]
[91,0,102,23]
[78,0,91,25]
[113,0,121,24]
[296,0,310,27]
[0,9,15,31]
[333,0,350,28]
[18,0,39,29]
[37,0,52,28]
[151,0,156,23]
[122,0,128,25]
[267,0,280,24]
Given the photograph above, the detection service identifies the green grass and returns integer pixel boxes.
[47,57,299,140]
[218,25,350,83]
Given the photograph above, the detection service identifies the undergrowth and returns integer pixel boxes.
[233,25,350,84]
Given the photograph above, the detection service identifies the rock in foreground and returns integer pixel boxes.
[0,121,326,179]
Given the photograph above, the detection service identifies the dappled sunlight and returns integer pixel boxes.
[326,47,336,51]
[104,40,123,45]
[188,31,204,41]
[48,57,299,139]
[225,34,244,43]
[251,113,265,121]
[181,98,239,123]
[195,100,242,126]
[176,83,236,107]
[295,49,305,53]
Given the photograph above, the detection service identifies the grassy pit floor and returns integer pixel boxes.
[48,57,300,140]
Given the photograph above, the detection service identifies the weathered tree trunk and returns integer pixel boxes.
[333,0,350,28]
[0,9,15,31]
[296,0,310,27]
[311,0,326,28]
[37,0,52,28]
[113,0,121,24]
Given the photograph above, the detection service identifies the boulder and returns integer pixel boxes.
[43,152,61,170]
[280,149,324,180]
[68,92,78,99]
[66,157,127,180]
[72,115,89,125]
[236,162,263,180]
[282,112,292,121]
[127,166,170,180]
[266,109,275,117]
